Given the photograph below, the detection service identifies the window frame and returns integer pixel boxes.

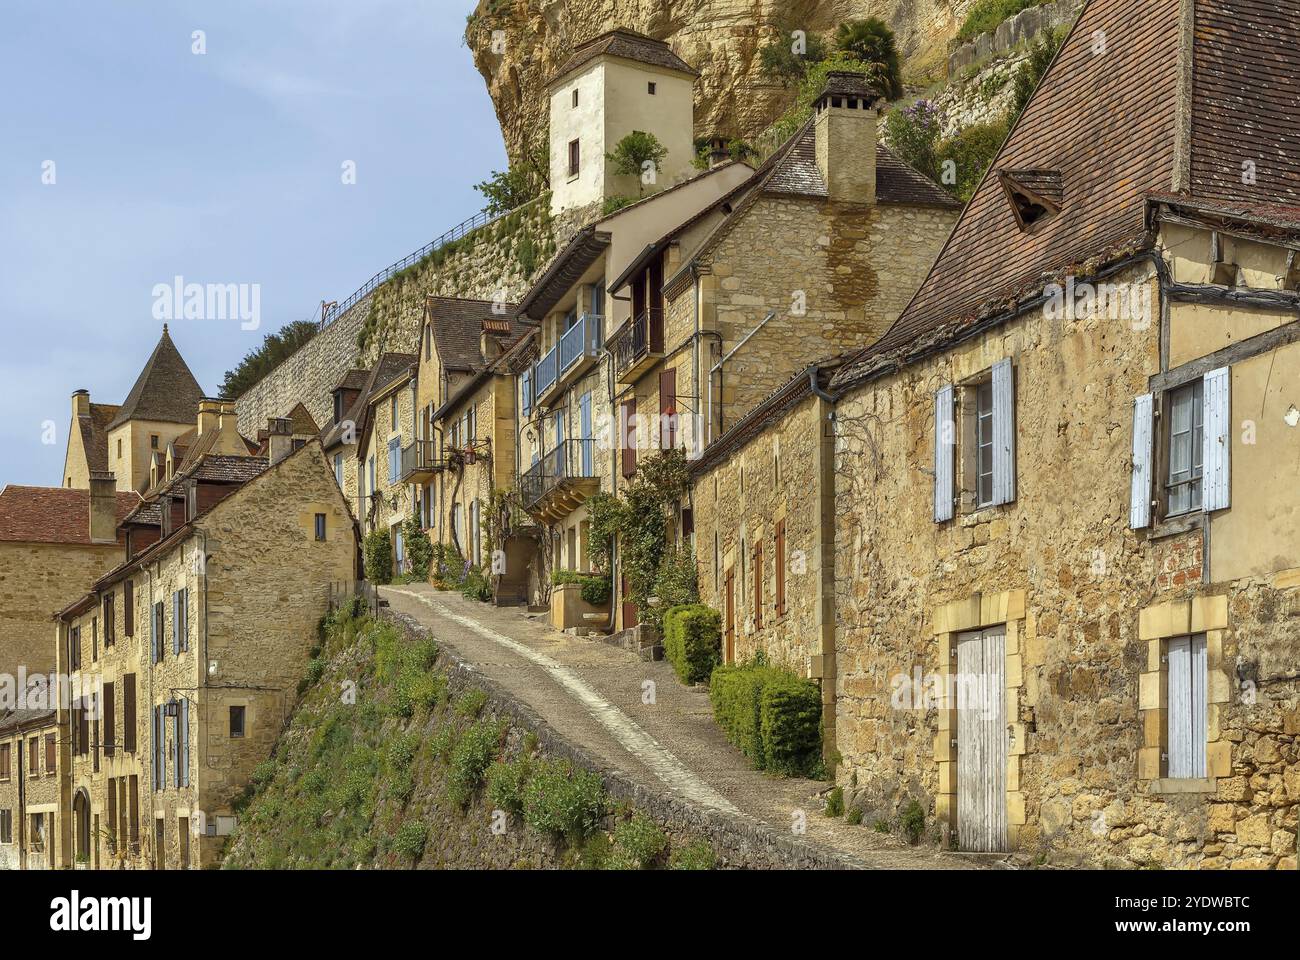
[568,139,580,179]
[1163,378,1205,518]
[229,705,246,739]
[315,513,327,541]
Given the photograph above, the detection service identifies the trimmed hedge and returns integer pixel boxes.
[710,663,822,776]
[662,604,721,684]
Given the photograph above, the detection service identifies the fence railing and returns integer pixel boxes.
[535,344,559,397]
[611,308,663,379]
[559,313,603,374]
[318,196,543,329]
[328,580,382,617]
[520,439,599,509]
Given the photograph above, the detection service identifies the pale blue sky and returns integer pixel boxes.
[0,0,499,486]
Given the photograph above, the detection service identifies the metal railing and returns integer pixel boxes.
[400,439,444,481]
[611,308,663,378]
[535,344,559,397]
[559,313,603,374]
[520,439,599,509]
[319,196,544,329]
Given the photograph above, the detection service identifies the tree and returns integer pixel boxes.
[758,25,828,87]
[220,320,319,400]
[473,165,540,217]
[606,131,669,196]
[1007,28,1064,125]
[936,119,1010,201]
[883,99,944,185]
[834,18,903,100]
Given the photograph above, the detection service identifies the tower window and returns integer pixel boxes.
[572,88,579,108]
[648,82,657,95]
[568,139,580,178]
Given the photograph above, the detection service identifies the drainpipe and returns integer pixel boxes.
[709,310,776,441]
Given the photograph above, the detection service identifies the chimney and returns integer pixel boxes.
[72,389,90,418]
[89,472,118,543]
[708,136,730,169]
[267,417,293,465]
[197,398,222,436]
[481,316,511,364]
[813,72,880,204]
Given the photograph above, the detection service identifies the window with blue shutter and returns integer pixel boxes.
[1202,367,1230,512]
[934,384,955,523]
[990,358,1016,506]
[1167,634,1207,778]
[172,705,180,788]
[180,699,190,788]
[1130,394,1154,528]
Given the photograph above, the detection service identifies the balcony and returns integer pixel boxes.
[610,308,664,384]
[520,438,601,524]
[559,313,602,376]
[535,344,558,400]
[399,439,446,484]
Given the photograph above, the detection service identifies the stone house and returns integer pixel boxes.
[352,353,418,567]
[515,161,753,629]
[320,366,373,509]
[62,325,206,494]
[0,482,138,677]
[0,709,59,870]
[547,29,700,216]
[823,0,1300,867]
[54,438,357,869]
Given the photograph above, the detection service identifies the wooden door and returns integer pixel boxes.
[956,627,1008,852]
[620,574,638,630]
[724,569,735,663]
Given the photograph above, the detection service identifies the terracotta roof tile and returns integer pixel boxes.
[550,28,697,87]
[427,298,529,372]
[0,486,138,545]
[74,402,121,474]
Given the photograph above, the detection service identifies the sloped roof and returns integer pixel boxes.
[833,0,1186,388]
[73,401,121,474]
[550,28,698,87]
[0,709,56,733]
[333,368,371,393]
[0,486,138,545]
[427,298,529,372]
[107,326,205,429]
[284,402,320,436]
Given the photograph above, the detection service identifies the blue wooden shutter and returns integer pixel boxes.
[1167,635,1208,778]
[180,699,189,787]
[172,706,180,787]
[1202,367,1230,512]
[934,384,955,523]
[151,707,160,789]
[1130,393,1154,528]
[991,358,1016,505]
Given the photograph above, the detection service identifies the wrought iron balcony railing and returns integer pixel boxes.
[610,307,664,381]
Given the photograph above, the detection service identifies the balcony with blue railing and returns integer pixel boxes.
[559,313,602,376]
[534,344,559,400]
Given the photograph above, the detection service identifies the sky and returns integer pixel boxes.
[0,0,499,487]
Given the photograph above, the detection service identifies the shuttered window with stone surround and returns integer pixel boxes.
[934,358,1016,522]
[1167,634,1208,779]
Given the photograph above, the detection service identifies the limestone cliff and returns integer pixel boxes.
[465,0,979,164]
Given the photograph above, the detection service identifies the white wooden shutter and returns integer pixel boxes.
[1167,635,1208,778]
[934,384,955,523]
[1202,366,1230,512]
[1130,393,1154,528]
[991,358,1016,505]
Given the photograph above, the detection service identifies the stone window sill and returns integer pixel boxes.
[1148,777,1216,795]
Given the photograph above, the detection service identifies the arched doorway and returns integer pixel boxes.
[73,789,91,864]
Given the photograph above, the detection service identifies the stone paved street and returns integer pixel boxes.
[383,583,992,869]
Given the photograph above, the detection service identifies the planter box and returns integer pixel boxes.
[549,581,609,632]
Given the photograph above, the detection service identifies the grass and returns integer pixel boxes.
[955,0,1051,43]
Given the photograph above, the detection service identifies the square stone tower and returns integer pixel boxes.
[547,29,698,215]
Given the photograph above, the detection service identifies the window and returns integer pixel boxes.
[976,380,995,508]
[774,520,786,618]
[70,626,81,671]
[315,514,327,541]
[103,594,115,646]
[117,439,122,459]
[229,705,246,739]
[124,581,133,637]
[122,674,137,753]
[467,406,477,443]
[0,743,8,780]
[1166,379,1204,515]
[934,358,1016,523]
[568,139,580,178]
[0,810,10,844]
[425,323,432,361]
[659,368,677,449]
[572,88,579,108]
[150,434,159,450]
[648,81,657,95]
[45,733,55,773]
[334,453,344,486]
[388,437,401,483]
[1167,634,1208,778]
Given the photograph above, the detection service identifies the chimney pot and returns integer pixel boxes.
[708,136,730,169]
[267,418,294,465]
[72,389,90,418]
[197,398,223,436]
[814,73,880,205]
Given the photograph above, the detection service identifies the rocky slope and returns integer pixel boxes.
[466,0,980,164]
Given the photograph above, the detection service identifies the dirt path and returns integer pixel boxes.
[383,583,990,870]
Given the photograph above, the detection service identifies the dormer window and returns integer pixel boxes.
[998,169,1062,232]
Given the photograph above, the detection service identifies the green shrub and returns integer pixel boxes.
[884,98,943,184]
[447,719,506,809]
[1007,27,1064,123]
[363,528,393,585]
[486,757,531,817]
[403,514,434,580]
[874,818,890,833]
[392,821,428,861]
[461,566,492,602]
[955,0,1048,42]
[431,543,466,588]
[662,604,721,684]
[646,546,699,632]
[552,570,613,606]
[901,799,926,844]
[386,733,418,772]
[710,663,823,776]
[602,195,635,216]
[824,786,844,817]
[846,807,864,826]
[937,119,1009,201]
[522,760,607,840]
[428,725,457,764]
[669,839,716,870]
[394,667,445,718]
[605,813,668,870]
[251,759,277,791]
[455,688,488,718]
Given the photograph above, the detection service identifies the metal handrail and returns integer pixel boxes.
[521,439,599,508]
[559,313,603,373]
[611,308,663,377]
[535,344,559,396]
[319,196,543,329]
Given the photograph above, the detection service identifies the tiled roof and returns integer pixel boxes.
[427,298,529,372]
[188,455,269,485]
[74,402,120,474]
[0,486,139,545]
[833,0,1185,388]
[107,326,206,429]
[0,709,56,733]
[1148,193,1300,232]
[333,368,371,393]
[284,402,320,436]
[550,28,697,87]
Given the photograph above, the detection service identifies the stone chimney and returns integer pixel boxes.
[707,136,730,169]
[197,398,222,436]
[481,316,511,364]
[89,471,118,543]
[813,72,881,204]
[72,389,90,418]
[267,417,293,465]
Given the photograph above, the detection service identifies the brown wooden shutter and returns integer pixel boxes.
[128,776,139,844]
[753,541,764,631]
[103,680,115,757]
[621,401,637,478]
[659,368,677,450]
[45,733,54,773]
[124,581,134,637]
[122,674,136,753]
[775,520,786,618]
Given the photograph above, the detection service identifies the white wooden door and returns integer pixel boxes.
[957,626,1008,852]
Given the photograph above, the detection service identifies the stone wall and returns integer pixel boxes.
[831,259,1300,868]
[947,0,1082,76]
